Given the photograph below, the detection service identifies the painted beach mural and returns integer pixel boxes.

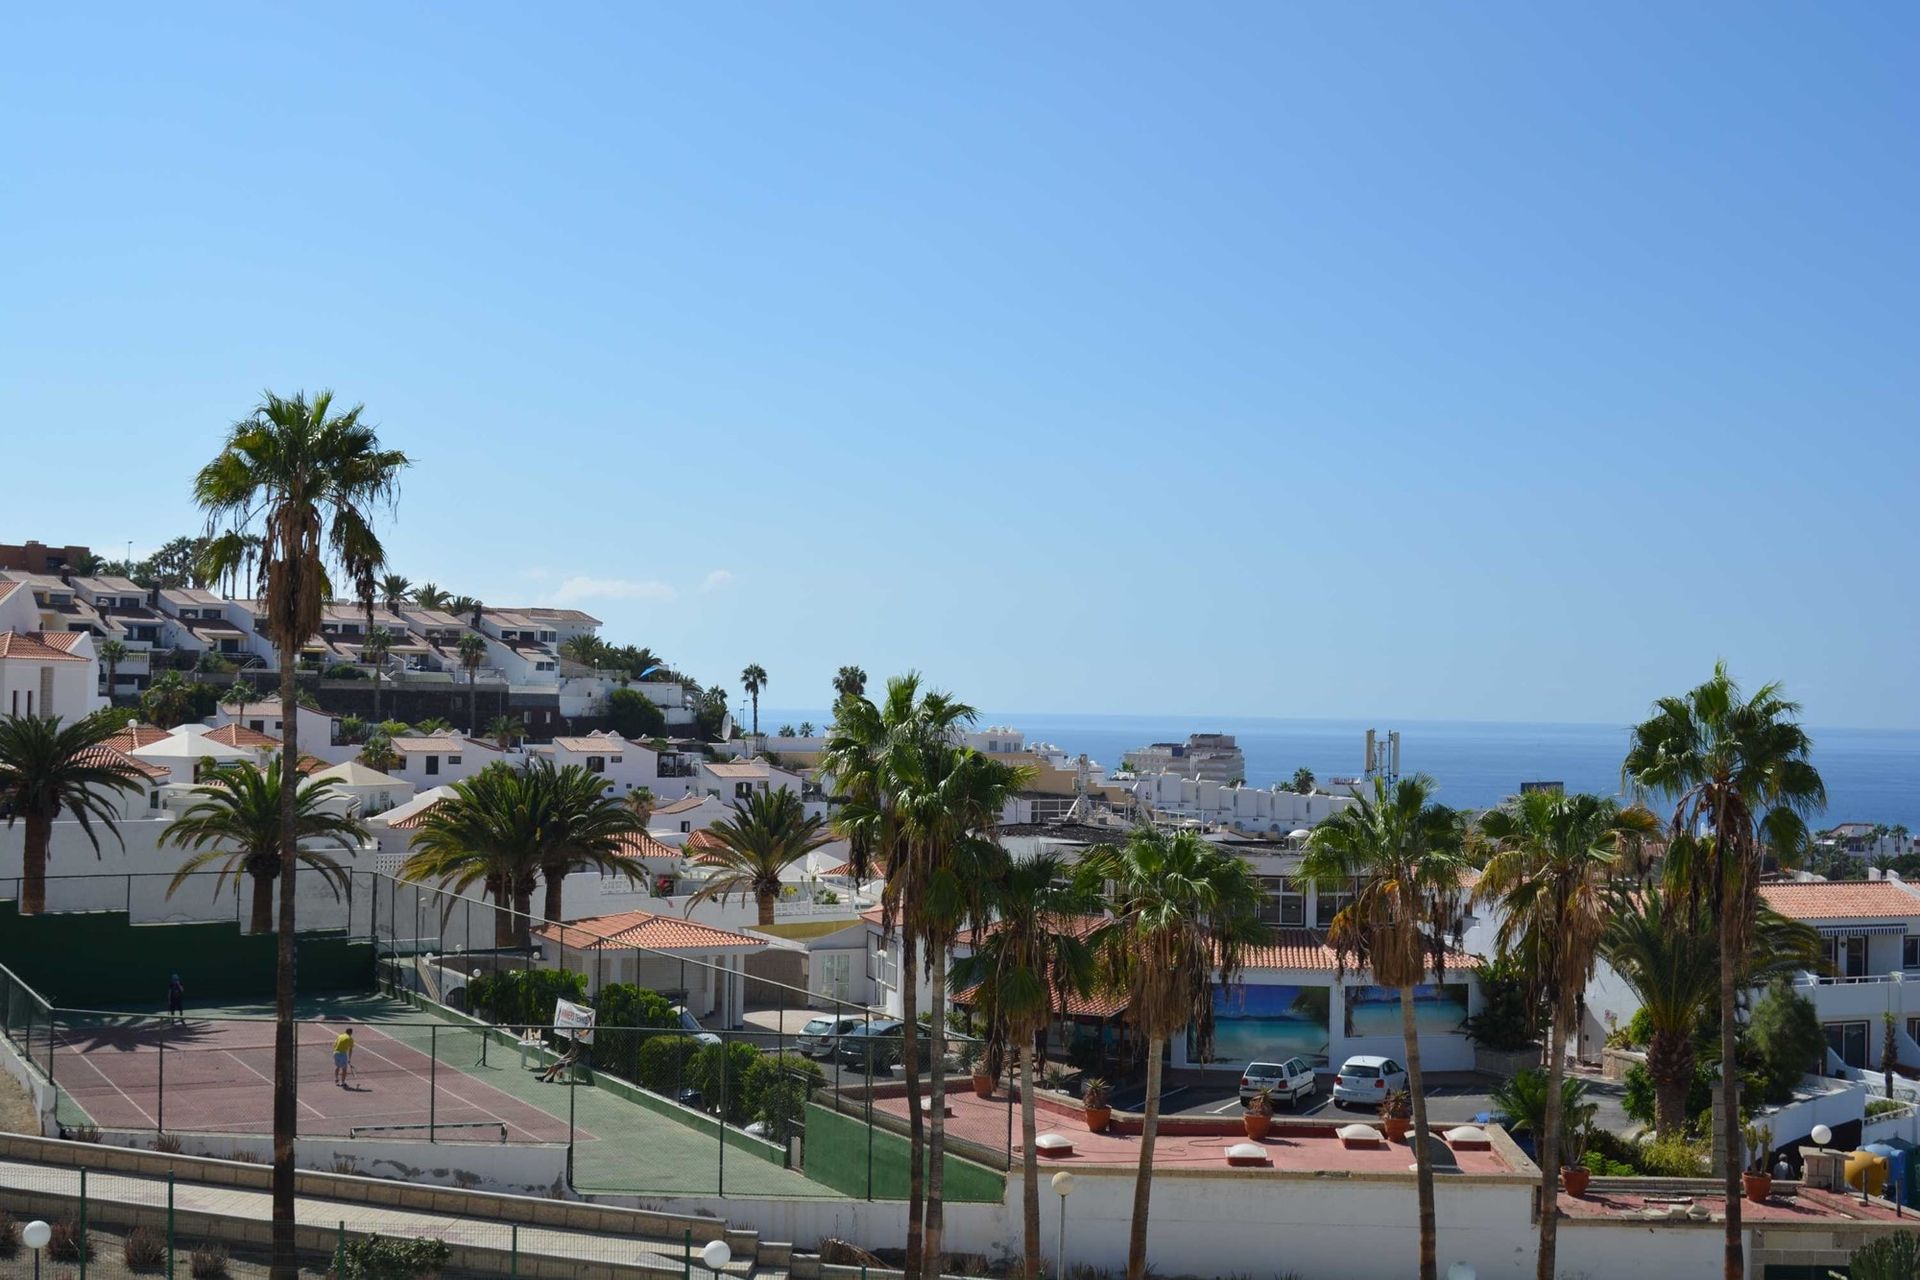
[1342,982,1471,1038]
[1194,982,1332,1064]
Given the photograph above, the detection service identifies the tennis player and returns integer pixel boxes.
[333,1026,356,1086]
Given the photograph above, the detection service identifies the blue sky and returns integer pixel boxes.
[3,5,1915,728]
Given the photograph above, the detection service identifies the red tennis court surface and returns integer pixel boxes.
[53,1016,578,1143]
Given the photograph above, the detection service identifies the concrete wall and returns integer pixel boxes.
[88,1127,570,1197]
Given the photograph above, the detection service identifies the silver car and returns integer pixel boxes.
[797,1015,862,1058]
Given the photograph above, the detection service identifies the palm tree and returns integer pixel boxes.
[1475,792,1658,1280]
[378,573,411,613]
[1078,828,1265,1280]
[624,786,656,826]
[1290,766,1315,795]
[161,759,362,933]
[532,761,648,924]
[448,594,482,621]
[365,627,393,724]
[357,733,401,773]
[98,639,129,698]
[687,788,832,926]
[457,633,488,732]
[400,764,543,948]
[1623,663,1825,1280]
[142,671,200,728]
[194,388,407,1278]
[0,714,145,914]
[484,715,525,750]
[560,634,609,668]
[950,852,1098,1280]
[221,678,257,714]
[1300,775,1471,1280]
[740,664,767,737]
[832,665,867,700]
[797,721,815,737]
[413,582,450,611]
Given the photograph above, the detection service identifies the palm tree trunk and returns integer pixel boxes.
[543,868,566,925]
[469,672,479,736]
[1401,984,1437,1280]
[492,882,516,950]
[250,872,276,935]
[1537,1000,1565,1280]
[1020,1039,1041,1280]
[1125,1034,1165,1280]
[269,657,300,1279]
[900,930,925,1280]
[513,881,535,949]
[20,809,50,915]
[757,890,775,928]
[1719,903,1743,1280]
[925,945,949,1276]
[1647,1030,1692,1137]
[371,665,381,724]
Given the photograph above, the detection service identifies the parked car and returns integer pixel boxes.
[1239,1057,1317,1109]
[798,1015,864,1058]
[1330,1055,1407,1109]
[672,1005,721,1047]
[835,1019,905,1072]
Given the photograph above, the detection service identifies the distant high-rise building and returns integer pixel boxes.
[1124,732,1246,783]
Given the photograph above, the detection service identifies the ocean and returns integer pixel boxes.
[755,709,1920,829]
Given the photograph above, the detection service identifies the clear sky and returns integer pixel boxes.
[3,5,1915,728]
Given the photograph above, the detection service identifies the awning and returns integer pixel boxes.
[1818,923,1908,937]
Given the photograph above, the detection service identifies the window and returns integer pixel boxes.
[1827,1021,1869,1069]
[1316,888,1354,929]
[1905,936,1920,970]
[679,821,691,833]
[447,755,461,766]
[425,756,439,776]
[587,756,606,774]
[610,755,622,764]
[1258,877,1304,927]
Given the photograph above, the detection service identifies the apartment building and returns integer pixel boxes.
[0,577,104,720]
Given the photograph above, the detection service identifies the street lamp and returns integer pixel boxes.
[23,1219,50,1279]
[700,1239,732,1272]
[1051,1170,1076,1278]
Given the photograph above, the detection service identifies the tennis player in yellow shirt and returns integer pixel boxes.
[333,1027,355,1086]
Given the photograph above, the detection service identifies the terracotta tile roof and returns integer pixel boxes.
[103,724,172,752]
[33,630,89,653]
[954,974,1129,1019]
[1759,881,1920,922]
[687,829,726,855]
[77,744,167,781]
[1236,929,1474,973]
[387,799,444,830]
[203,723,279,749]
[552,735,630,753]
[0,581,22,604]
[390,735,495,754]
[612,830,680,861]
[0,632,89,661]
[702,761,767,778]
[531,910,766,954]
[653,794,712,816]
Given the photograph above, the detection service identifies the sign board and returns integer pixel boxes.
[553,998,596,1044]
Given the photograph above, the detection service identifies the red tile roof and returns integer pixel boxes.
[103,724,172,753]
[0,632,88,661]
[32,630,88,653]
[612,830,681,861]
[1759,880,1920,921]
[387,799,445,830]
[1237,929,1474,973]
[203,723,280,749]
[76,744,167,782]
[531,910,766,954]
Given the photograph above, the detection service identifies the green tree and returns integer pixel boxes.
[400,764,543,948]
[740,663,767,737]
[97,639,129,698]
[1475,791,1659,1280]
[0,714,145,914]
[950,852,1098,1280]
[137,535,213,589]
[364,626,393,724]
[457,633,488,732]
[1079,829,1266,1280]
[692,685,730,741]
[1490,1068,1597,1159]
[532,760,648,924]
[560,634,610,668]
[1624,663,1825,1280]
[484,715,526,750]
[412,583,450,611]
[607,687,667,739]
[221,678,257,714]
[1747,978,1826,1104]
[1300,775,1471,1280]
[161,759,362,934]
[1290,766,1315,795]
[141,671,205,728]
[378,573,411,613]
[685,788,831,926]
[832,665,867,700]
[447,595,481,619]
[194,388,408,1278]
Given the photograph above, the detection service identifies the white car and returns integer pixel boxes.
[1330,1055,1408,1109]
[797,1015,862,1058]
[1239,1057,1317,1109]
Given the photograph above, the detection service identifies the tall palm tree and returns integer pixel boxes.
[484,715,526,750]
[161,760,363,933]
[822,674,973,1280]
[561,634,609,668]
[950,852,1098,1280]
[1475,792,1659,1280]
[1300,775,1470,1280]
[533,761,648,923]
[413,582,450,611]
[98,639,129,698]
[457,633,488,732]
[400,764,543,948]
[1078,828,1266,1280]
[832,665,867,700]
[685,788,831,926]
[365,627,393,725]
[1623,663,1825,1280]
[624,786,656,826]
[0,714,145,914]
[378,573,411,613]
[221,678,257,714]
[448,595,482,622]
[142,671,200,728]
[194,388,407,1279]
[740,664,767,737]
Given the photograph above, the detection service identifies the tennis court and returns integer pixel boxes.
[51,1003,577,1143]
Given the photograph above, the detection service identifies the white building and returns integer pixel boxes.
[0,578,106,720]
[1129,773,1355,834]
[385,732,503,788]
[1123,732,1246,782]
[533,731,696,802]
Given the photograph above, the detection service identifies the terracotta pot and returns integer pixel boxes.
[1743,1171,1773,1204]
[1243,1113,1272,1141]
[1383,1115,1410,1142]
[1561,1166,1591,1197]
[1084,1105,1112,1133]
[971,1070,994,1099]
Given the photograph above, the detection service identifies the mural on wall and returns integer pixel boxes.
[1342,983,1471,1038]
[1195,982,1332,1064]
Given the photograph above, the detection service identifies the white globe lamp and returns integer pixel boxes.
[700,1239,732,1270]
[1811,1124,1833,1147]
[22,1220,51,1250]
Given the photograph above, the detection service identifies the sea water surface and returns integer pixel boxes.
[758,709,1920,828]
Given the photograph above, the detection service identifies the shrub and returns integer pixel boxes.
[759,1076,811,1144]
[1847,1230,1920,1280]
[634,1034,700,1095]
[189,1241,230,1277]
[1459,954,1545,1052]
[154,1131,184,1154]
[743,1052,825,1120]
[49,1217,90,1262]
[608,687,668,739]
[1868,1097,1909,1118]
[593,984,677,1080]
[1621,1060,1715,1131]
[124,1225,168,1269]
[687,1041,761,1122]
[467,967,588,1029]
[1748,979,1827,1103]
[324,663,368,680]
[70,1123,102,1143]
[0,1212,19,1254]
[337,1233,452,1279]
[1638,1133,1708,1177]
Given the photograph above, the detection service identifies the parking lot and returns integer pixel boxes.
[1130,1070,1633,1135]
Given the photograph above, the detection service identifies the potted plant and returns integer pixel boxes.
[963,1041,993,1099]
[1743,1122,1774,1203]
[1379,1088,1412,1142]
[1081,1077,1112,1133]
[1561,1122,1593,1197]
[1243,1087,1275,1140]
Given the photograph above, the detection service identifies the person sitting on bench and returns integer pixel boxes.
[539,1041,582,1083]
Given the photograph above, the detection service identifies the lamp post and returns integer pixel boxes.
[1051,1170,1076,1279]
[23,1219,50,1280]
[700,1239,732,1274]
[1887,972,1904,1098]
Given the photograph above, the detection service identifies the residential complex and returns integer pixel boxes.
[1121,730,1247,782]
